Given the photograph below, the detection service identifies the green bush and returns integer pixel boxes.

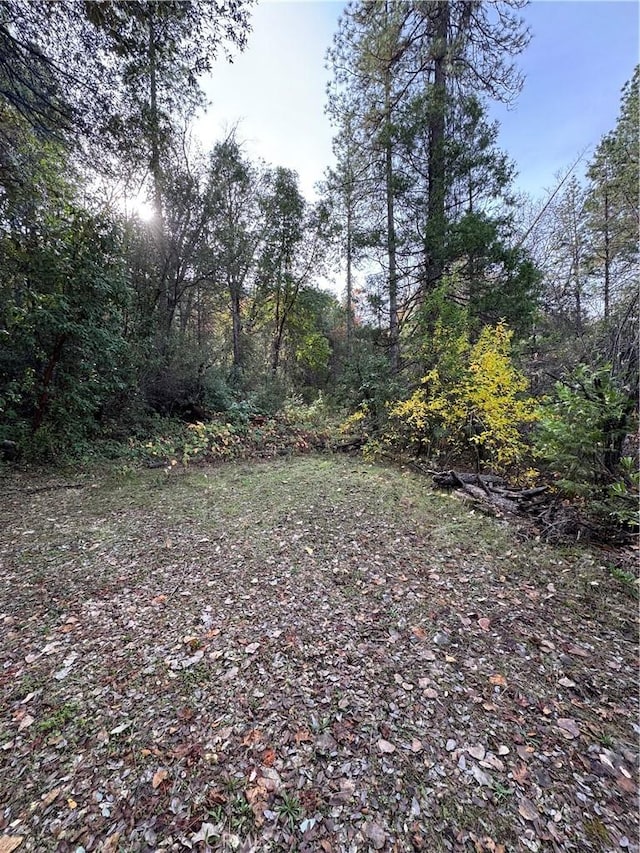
[535,365,638,531]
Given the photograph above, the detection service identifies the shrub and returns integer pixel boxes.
[388,322,537,471]
[534,365,638,532]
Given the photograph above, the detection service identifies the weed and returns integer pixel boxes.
[222,775,245,795]
[491,781,513,804]
[179,662,209,690]
[276,792,303,829]
[228,794,254,833]
[599,731,615,748]
[37,703,78,734]
[609,565,639,599]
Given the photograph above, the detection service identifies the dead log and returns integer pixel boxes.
[431,470,549,518]
[432,470,506,489]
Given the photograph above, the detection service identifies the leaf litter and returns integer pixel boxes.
[0,455,638,852]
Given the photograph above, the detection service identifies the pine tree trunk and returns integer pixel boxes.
[425,0,449,292]
[384,61,399,372]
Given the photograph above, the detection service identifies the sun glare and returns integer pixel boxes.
[133,199,155,222]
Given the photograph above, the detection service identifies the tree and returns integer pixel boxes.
[327,1,414,372]
[586,66,639,322]
[327,0,532,375]
[85,1,253,342]
[0,128,131,450]
[256,168,327,375]
[204,136,265,375]
[323,109,371,354]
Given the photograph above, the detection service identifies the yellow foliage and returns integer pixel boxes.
[389,322,537,471]
[339,405,368,436]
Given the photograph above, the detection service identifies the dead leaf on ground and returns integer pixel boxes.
[152,768,169,789]
[566,644,589,658]
[518,797,539,822]
[17,714,34,732]
[261,747,276,766]
[41,787,61,808]
[100,834,121,853]
[512,764,528,784]
[0,837,24,853]
[377,738,395,754]
[477,617,491,631]
[556,717,580,739]
[489,673,507,687]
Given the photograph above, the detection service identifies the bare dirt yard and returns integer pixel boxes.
[1,455,638,853]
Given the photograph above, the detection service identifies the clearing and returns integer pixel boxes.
[0,455,637,853]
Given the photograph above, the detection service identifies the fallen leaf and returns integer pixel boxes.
[67,798,77,809]
[243,729,264,746]
[558,676,577,688]
[566,644,589,658]
[151,594,167,605]
[377,738,395,754]
[304,546,314,555]
[477,617,491,631]
[512,763,528,784]
[100,834,121,853]
[467,744,486,761]
[261,747,276,766]
[0,837,24,853]
[556,717,580,739]
[245,642,260,655]
[152,768,169,789]
[41,787,61,807]
[411,626,427,640]
[489,674,507,687]
[294,728,313,744]
[18,714,34,732]
[471,764,492,786]
[518,797,539,822]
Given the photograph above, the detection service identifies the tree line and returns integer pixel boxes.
[0,1,637,533]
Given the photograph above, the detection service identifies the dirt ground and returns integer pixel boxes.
[0,455,638,852]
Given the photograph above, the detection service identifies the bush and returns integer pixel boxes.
[535,365,635,492]
[534,365,638,531]
[388,322,537,472]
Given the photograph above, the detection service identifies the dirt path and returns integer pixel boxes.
[0,456,637,852]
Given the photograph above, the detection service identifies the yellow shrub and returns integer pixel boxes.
[389,322,537,471]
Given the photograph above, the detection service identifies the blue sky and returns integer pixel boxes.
[198,0,639,200]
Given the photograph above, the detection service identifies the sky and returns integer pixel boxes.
[197,0,638,202]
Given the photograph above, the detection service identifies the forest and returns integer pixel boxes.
[1,4,639,851]
[0,0,638,535]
